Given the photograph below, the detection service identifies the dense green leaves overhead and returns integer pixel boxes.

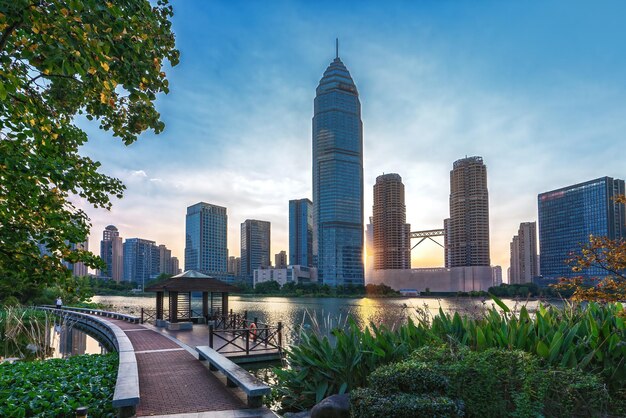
[0,0,179,302]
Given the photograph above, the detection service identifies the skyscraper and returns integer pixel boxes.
[241,219,271,282]
[123,238,158,286]
[100,225,123,282]
[372,173,411,270]
[312,41,364,286]
[289,198,313,267]
[275,250,287,268]
[447,156,490,267]
[184,202,228,275]
[538,177,625,279]
[509,222,539,284]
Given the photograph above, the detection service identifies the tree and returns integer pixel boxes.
[0,0,179,303]
[552,195,626,303]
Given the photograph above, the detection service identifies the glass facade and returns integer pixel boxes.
[241,219,271,283]
[123,238,159,286]
[184,202,228,275]
[538,177,625,279]
[289,198,313,267]
[312,54,364,286]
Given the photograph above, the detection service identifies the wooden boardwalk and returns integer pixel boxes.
[108,319,276,417]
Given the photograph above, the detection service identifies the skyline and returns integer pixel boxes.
[77,1,626,275]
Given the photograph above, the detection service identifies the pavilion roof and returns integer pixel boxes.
[144,270,238,292]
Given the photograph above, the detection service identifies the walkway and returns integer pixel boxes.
[107,319,272,417]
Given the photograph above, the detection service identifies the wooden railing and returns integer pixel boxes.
[209,314,283,356]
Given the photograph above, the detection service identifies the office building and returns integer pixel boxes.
[312,42,364,286]
[538,177,625,279]
[447,156,490,267]
[254,265,317,288]
[123,238,159,286]
[66,240,89,277]
[170,256,181,275]
[372,173,411,270]
[509,222,539,284]
[289,198,313,267]
[184,202,228,276]
[241,219,271,282]
[275,250,287,268]
[100,225,123,282]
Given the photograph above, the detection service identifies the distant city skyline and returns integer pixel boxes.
[78,2,626,276]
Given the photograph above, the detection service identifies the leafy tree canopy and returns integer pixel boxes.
[0,0,179,303]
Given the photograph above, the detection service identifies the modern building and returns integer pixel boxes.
[538,177,625,279]
[289,198,313,267]
[253,265,317,288]
[492,265,503,287]
[100,225,123,282]
[184,202,228,276]
[446,156,490,267]
[123,238,159,286]
[372,173,411,270]
[509,222,539,284]
[312,43,364,286]
[228,256,241,278]
[275,250,287,269]
[170,256,181,275]
[241,219,271,282]
[365,219,374,280]
[66,240,89,277]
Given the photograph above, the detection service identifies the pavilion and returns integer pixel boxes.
[144,270,238,330]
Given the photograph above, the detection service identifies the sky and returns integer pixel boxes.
[80,1,626,278]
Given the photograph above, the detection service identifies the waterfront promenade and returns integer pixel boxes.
[112,318,279,417]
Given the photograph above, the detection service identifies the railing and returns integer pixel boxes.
[42,306,140,324]
[209,312,283,356]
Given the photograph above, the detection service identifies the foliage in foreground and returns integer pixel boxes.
[275,301,626,411]
[0,354,118,417]
[352,346,608,418]
[0,0,179,304]
[1,307,55,360]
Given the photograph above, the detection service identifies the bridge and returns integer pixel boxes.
[410,228,445,250]
[41,306,278,417]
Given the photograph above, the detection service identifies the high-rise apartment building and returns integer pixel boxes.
[312,43,364,286]
[100,225,123,282]
[241,219,271,282]
[447,156,490,267]
[123,238,159,286]
[66,240,89,277]
[289,198,313,267]
[509,222,539,284]
[275,250,287,269]
[170,256,181,275]
[538,177,625,279]
[372,173,411,270]
[184,202,228,276]
[228,256,241,278]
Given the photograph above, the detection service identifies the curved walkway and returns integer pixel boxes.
[108,318,251,416]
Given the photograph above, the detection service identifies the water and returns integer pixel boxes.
[91,295,559,346]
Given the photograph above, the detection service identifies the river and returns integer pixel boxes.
[92,295,559,346]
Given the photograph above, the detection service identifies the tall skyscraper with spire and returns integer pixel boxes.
[312,40,364,286]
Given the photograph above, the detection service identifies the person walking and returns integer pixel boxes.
[56,297,62,309]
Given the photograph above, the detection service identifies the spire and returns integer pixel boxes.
[336,38,339,59]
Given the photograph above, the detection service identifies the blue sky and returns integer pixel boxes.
[81,1,626,277]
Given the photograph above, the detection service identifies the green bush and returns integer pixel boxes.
[367,360,448,396]
[409,345,609,418]
[350,388,464,418]
[0,354,118,417]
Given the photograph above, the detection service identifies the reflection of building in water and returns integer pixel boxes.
[59,326,87,357]
[369,266,497,293]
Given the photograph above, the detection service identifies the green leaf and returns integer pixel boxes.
[489,293,510,313]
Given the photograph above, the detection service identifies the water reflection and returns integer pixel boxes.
[93,295,562,347]
[49,322,107,359]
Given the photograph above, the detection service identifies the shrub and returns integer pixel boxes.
[367,360,448,396]
[350,388,464,418]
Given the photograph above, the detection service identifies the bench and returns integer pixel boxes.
[196,345,270,408]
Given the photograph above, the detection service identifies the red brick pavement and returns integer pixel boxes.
[107,319,247,416]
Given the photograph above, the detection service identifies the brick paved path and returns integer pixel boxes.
[108,319,247,416]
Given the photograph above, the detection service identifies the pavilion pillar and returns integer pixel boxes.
[202,292,209,318]
[156,291,164,320]
[221,292,229,317]
[169,291,178,323]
